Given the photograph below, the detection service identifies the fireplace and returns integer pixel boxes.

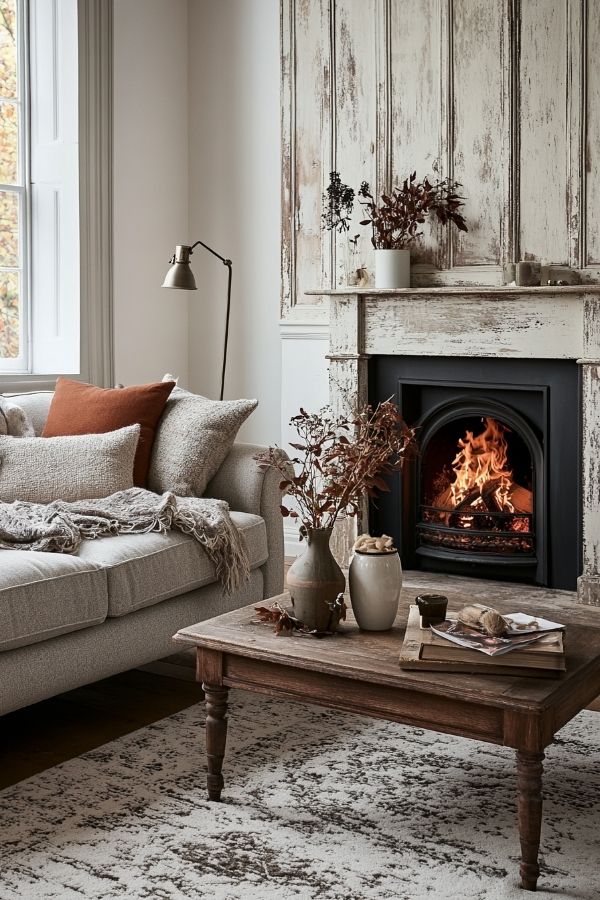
[322,286,600,604]
[368,356,581,591]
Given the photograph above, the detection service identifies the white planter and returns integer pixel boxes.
[349,550,403,631]
[374,248,410,289]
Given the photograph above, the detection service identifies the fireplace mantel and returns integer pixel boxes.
[311,285,600,605]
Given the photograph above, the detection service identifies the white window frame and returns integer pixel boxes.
[0,0,113,392]
[0,0,30,373]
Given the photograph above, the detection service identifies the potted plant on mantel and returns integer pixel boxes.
[323,171,468,289]
[255,402,414,634]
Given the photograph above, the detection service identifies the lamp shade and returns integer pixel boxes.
[162,245,197,290]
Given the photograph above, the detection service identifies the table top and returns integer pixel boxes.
[174,582,600,715]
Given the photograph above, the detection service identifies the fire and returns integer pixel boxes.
[422,415,534,553]
[449,417,515,511]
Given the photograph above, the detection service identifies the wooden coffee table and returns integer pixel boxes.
[174,586,600,892]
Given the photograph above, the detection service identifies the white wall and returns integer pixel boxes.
[113,0,281,442]
[187,0,281,444]
[280,327,330,555]
[112,0,190,387]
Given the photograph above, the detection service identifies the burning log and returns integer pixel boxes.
[427,417,534,537]
[454,480,504,513]
[509,484,533,514]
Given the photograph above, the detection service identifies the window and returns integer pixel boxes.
[0,0,27,371]
[0,0,112,388]
[0,0,81,378]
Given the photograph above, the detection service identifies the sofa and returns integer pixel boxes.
[0,390,284,716]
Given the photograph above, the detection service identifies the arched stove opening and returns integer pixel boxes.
[415,401,542,579]
[368,356,580,590]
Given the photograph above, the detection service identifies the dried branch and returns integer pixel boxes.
[254,595,347,636]
[255,401,415,538]
[358,172,468,249]
[322,172,355,234]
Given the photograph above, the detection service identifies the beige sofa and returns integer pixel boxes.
[0,391,284,716]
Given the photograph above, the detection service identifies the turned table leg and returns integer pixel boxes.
[516,750,544,891]
[203,684,229,802]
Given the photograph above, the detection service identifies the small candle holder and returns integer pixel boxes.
[416,594,448,628]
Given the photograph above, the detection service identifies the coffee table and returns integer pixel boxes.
[174,588,600,892]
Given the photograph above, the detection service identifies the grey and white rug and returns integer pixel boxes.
[1,690,599,900]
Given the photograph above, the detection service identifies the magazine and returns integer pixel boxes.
[430,620,561,657]
[503,613,565,635]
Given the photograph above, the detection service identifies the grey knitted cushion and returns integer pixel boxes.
[0,424,140,503]
[148,387,258,497]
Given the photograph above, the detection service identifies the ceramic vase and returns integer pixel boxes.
[287,527,346,633]
[374,248,410,289]
[349,549,402,631]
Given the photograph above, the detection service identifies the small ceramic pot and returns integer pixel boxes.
[374,248,410,289]
[349,549,402,631]
[415,593,448,628]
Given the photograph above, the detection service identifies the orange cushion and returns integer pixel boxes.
[42,378,175,487]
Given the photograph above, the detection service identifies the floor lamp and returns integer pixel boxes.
[162,241,232,401]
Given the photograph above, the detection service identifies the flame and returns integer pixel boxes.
[449,417,515,512]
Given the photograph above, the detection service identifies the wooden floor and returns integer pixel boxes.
[0,669,202,791]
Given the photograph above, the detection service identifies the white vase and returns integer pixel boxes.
[374,248,410,289]
[349,549,403,631]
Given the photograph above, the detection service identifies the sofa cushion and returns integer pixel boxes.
[0,397,35,436]
[77,511,268,617]
[0,425,140,503]
[148,387,258,497]
[0,552,108,652]
[3,391,53,435]
[43,378,175,487]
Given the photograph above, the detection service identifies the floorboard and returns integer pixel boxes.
[0,669,201,791]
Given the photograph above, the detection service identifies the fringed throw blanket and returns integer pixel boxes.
[0,488,250,592]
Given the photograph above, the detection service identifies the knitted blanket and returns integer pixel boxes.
[0,488,249,592]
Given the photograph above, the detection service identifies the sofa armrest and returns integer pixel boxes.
[205,443,287,598]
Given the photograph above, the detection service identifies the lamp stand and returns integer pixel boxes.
[187,240,233,402]
[220,260,232,402]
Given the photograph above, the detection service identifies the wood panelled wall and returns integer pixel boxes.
[281,0,600,317]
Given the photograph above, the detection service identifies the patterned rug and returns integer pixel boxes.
[1,690,599,900]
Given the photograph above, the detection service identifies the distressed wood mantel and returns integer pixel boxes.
[309,285,600,605]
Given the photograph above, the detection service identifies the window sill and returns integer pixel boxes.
[0,374,85,394]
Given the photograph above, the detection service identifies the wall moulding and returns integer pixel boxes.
[281,0,600,323]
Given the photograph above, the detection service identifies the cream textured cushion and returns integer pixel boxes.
[0,551,108,652]
[148,387,258,497]
[77,511,268,617]
[2,391,53,435]
[0,397,35,437]
[0,424,140,503]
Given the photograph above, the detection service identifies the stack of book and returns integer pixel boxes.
[399,605,565,677]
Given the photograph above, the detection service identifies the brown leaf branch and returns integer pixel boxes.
[357,172,467,250]
[255,401,415,538]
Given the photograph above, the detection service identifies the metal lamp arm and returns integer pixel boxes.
[190,239,232,268]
